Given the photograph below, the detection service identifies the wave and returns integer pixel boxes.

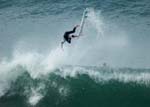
[0,52,150,106]
[1,67,150,107]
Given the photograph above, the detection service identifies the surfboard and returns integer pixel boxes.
[78,9,88,36]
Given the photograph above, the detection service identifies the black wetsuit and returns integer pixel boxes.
[63,27,77,43]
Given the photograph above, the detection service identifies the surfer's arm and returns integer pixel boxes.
[72,35,79,38]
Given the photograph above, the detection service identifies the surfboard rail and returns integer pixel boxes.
[78,9,88,36]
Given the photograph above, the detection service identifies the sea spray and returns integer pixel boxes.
[86,8,104,38]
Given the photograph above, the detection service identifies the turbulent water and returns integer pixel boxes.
[0,0,150,107]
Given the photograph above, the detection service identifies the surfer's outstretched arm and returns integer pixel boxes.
[72,35,79,38]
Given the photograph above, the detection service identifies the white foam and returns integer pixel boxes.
[28,88,43,106]
[56,66,150,85]
[10,47,68,78]
[27,83,45,106]
[0,46,67,98]
[0,58,24,96]
[58,86,69,97]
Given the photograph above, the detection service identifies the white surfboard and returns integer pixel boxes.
[78,9,88,36]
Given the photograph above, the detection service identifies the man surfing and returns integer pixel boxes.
[61,9,88,49]
[61,25,80,49]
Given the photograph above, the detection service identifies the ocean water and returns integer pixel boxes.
[0,0,150,107]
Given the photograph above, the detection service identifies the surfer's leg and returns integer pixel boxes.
[66,25,79,35]
[66,27,77,34]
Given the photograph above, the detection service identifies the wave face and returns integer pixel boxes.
[0,64,150,107]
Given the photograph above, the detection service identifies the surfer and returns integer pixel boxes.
[61,25,80,49]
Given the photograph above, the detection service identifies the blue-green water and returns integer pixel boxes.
[0,0,150,106]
